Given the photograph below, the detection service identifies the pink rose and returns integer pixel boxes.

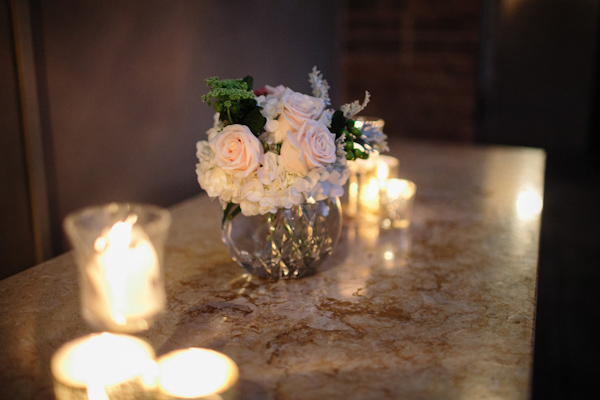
[276,90,326,138]
[280,120,336,174]
[210,124,264,178]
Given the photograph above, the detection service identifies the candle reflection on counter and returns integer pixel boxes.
[516,187,543,219]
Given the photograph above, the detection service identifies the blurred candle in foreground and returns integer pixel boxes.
[380,179,417,229]
[51,333,157,400]
[91,218,161,330]
[156,348,239,400]
[64,203,170,332]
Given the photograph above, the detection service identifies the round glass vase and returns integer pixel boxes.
[222,198,342,280]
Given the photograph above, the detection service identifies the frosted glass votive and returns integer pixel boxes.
[380,179,417,229]
[64,203,171,333]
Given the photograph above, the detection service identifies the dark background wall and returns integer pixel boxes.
[1,0,37,276]
[477,0,599,152]
[344,0,482,142]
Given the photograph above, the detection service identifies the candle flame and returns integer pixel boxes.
[89,215,162,328]
[107,221,133,248]
[87,381,108,400]
[377,161,389,182]
[51,333,156,392]
[386,179,410,200]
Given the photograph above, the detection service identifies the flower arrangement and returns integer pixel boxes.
[196,67,387,222]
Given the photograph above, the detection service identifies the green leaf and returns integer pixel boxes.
[221,203,241,227]
[330,110,347,137]
[242,75,254,91]
[241,108,267,135]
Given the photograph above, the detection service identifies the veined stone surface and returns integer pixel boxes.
[0,139,545,400]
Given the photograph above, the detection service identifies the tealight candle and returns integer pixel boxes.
[51,333,157,400]
[88,218,162,330]
[156,348,239,400]
[375,155,400,189]
[345,153,378,219]
[380,179,416,229]
[64,203,171,332]
[359,177,381,215]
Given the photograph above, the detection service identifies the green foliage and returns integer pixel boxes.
[202,77,253,108]
[221,202,242,227]
[202,76,265,132]
[330,110,347,137]
[329,110,367,161]
[241,107,267,135]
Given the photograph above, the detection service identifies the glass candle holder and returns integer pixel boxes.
[51,333,157,400]
[156,348,239,399]
[375,155,400,188]
[64,203,171,333]
[380,179,417,230]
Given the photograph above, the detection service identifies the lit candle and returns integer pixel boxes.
[51,333,157,400]
[64,203,170,333]
[359,177,381,215]
[82,216,165,332]
[347,175,359,218]
[345,149,378,219]
[376,155,400,189]
[156,348,239,399]
[380,179,417,229]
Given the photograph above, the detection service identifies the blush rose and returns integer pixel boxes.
[276,90,326,139]
[280,120,336,174]
[210,124,264,178]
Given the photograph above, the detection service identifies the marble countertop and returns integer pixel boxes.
[0,139,545,400]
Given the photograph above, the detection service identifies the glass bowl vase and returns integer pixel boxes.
[221,198,342,280]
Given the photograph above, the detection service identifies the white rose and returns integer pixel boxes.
[209,124,264,178]
[280,120,336,174]
[276,90,326,139]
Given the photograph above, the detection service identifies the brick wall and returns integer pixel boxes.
[343,0,481,141]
